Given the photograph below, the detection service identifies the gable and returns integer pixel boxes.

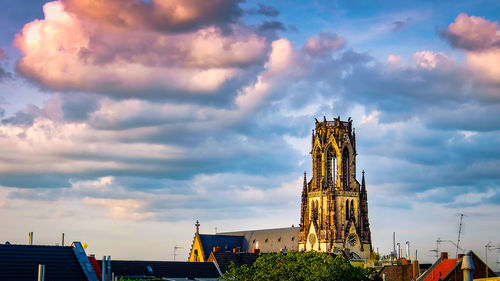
[189,234,205,262]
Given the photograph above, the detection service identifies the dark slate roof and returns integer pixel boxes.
[208,252,259,273]
[218,227,299,253]
[101,260,220,279]
[0,244,88,281]
[198,234,244,258]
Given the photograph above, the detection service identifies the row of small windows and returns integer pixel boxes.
[252,236,295,244]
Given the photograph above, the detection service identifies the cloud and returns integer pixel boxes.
[442,14,500,84]
[255,4,280,17]
[61,0,243,32]
[0,68,7,80]
[5,173,302,222]
[304,32,345,56]
[392,21,405,32]
[0,47,10,80]
[391,17,411,32]
[442,13,500,51]
[257,21,286,32]
[14,1,267,96]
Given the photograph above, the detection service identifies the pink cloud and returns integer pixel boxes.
[304,32,345,57]
[411,51,452,69]
[443,14,500,84]
[61,0,242,32]
[14,1,267,95]
[444,13,500,51]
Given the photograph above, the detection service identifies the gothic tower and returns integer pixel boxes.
[298,116,372,260]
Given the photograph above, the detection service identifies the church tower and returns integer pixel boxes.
[298,116,372,260]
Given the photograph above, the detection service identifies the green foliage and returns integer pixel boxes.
[220,251,381,281]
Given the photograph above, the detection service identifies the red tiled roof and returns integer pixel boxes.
[423,258,457,281]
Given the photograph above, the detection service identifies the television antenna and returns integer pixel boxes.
[437,238,465,253]
[455,213,465,258]
[173,245,184,261]
[485,242,500,278]
[429,237,440,258]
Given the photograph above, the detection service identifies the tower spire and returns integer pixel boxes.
[195,220,200,234]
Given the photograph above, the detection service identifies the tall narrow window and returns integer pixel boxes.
[345,199,349,220]
[326,147,336,188]
[350,200,354,219]
[315,148,322,189]
[342,149,349,189]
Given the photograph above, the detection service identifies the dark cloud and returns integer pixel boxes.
[0,174,71,188]
[0,67,7,80]
[245,4,280,17]
[256,4,280,17]
[0,48,11,80]
[1,104,41,126]
[392,17,411,32]
[392,21,405,32]
[61,93,100,121]
[257,21,286,32]
[288,25,298,33]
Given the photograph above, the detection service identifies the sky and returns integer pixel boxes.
[0,0,500,267]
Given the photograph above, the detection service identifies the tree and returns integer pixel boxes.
[220,251,381,281]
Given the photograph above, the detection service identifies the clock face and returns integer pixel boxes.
[348,234,357,246]
[308,233,316,245]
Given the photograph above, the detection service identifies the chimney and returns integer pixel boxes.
[107,256,111,281]
[441,252,448,260]
[29,232,33,245]
[61,233,65,247]
[397,243,401,259]
[102,256,107,281]
[406,241,410,259]
[213,247,221,253]
[412,260,420,279]
[461,254,474,281]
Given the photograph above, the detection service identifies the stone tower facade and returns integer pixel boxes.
[298,116,372,260]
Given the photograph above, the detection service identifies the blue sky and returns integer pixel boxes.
[0,0,500,266]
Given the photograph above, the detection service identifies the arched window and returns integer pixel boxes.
[342,149,350,189]
[326,146,336,187]
[194,249,199,262]
[314,148,322,189]
[345,199,349,220]
[350,200,354,218]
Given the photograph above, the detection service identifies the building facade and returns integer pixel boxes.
[298,117,372,260]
